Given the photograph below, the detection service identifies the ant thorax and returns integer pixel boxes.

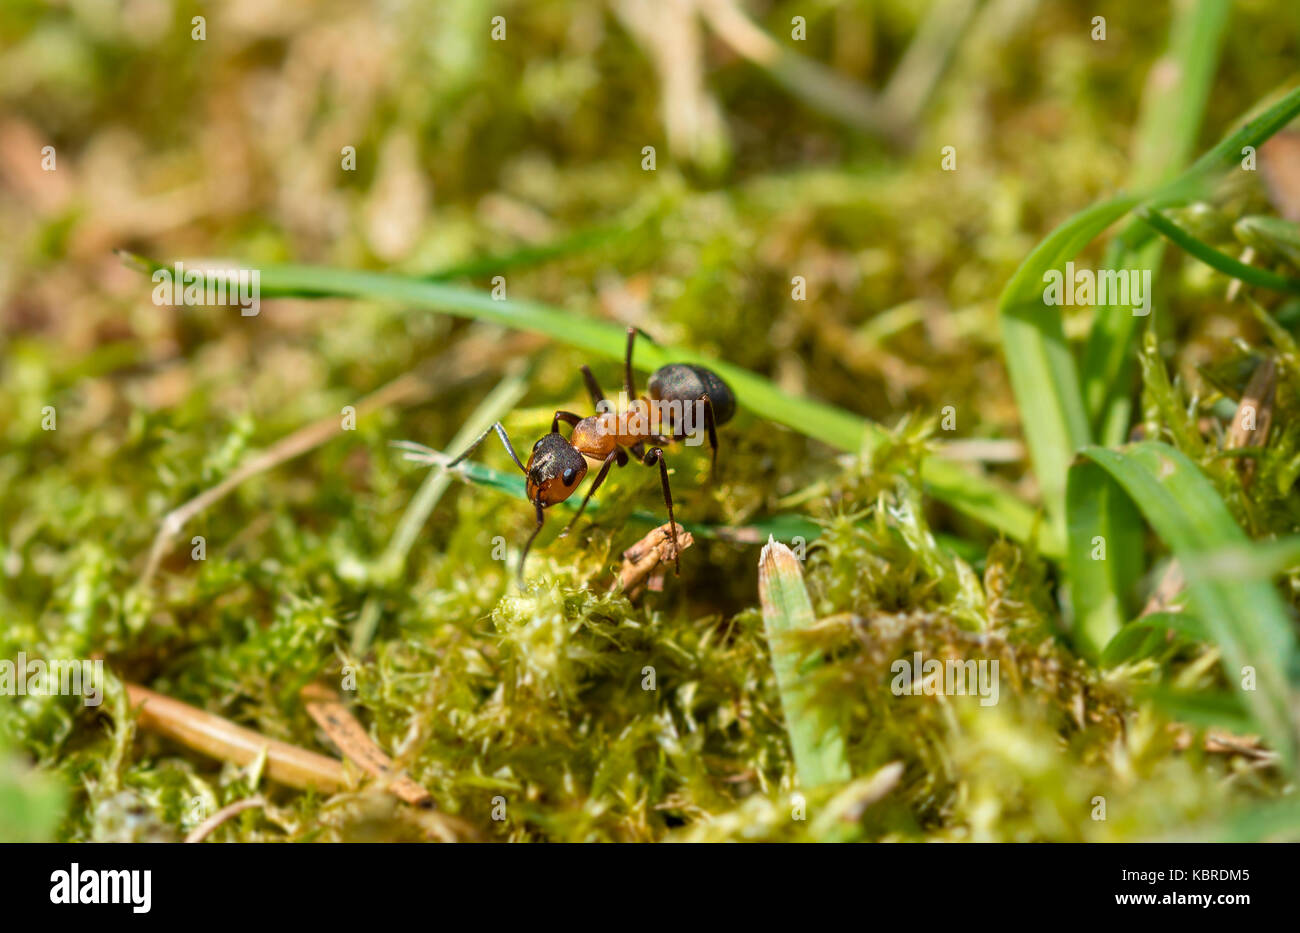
[590,396,706,446]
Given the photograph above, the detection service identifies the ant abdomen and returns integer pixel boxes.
[647,364,736,429]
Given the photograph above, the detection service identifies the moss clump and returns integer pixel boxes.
[3,0,1300,842]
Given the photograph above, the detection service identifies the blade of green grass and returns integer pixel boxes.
[758,538,851,788]
[122,253,1057,557]
[398,441,984,561]
[997,82,1300,566]
[1128,2,1230,193]
[1235,215,1300,269]
[1004,0,1230,521]
[394,442,823,544]
[1069,442,1298,769]
[1080,237,1163,446]
[1082,0,1229,443]
[1065,447,1145,658]
[1137,205,1300,293]
[1179,533,1300,581]
[1084,77,1300,444]
[998,195,1138,533]
[1161,83,1300,202]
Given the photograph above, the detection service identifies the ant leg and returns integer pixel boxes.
[615,448,629,467]
[551,410,583,434]
[517,500,546,585]
[560,450,620,537]
[629,441,646,461]
[580,366,608,412]
[699,395,719,479]
[447,422,527,474]
[642,446,680,574]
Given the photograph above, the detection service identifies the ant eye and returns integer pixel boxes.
[533,439,542,450]
[562,468,577,486]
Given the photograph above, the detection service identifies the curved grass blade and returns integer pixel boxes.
[1180,533,1300,582]
[1065,448,1144,658]
[1138,206,1300,294]
[123,253,1054,556]
[1081,0,1229,443]
[1101,611,1206,667]
[998,195,1138,532]
[1162,83,1300,201]
[1069,442,1298,768]
[1000,82,1300,544]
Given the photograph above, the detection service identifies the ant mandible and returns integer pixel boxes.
[447,327,736,583]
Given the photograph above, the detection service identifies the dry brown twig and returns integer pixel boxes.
[613,0,729,170]
[693,0,908,144]
[183,796,267,843]
[300,683,431,807]
[1168,725,1272,762]
[138,371,424,587]
[137,331,541,588]
[1227,356,1277,487]
[612,522,694,599]
[125,682,349,793]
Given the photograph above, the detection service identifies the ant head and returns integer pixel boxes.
[525,432,588,506]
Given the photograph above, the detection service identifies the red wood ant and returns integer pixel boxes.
[447,327,735,583]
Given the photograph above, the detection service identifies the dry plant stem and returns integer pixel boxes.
[613,522,694,599]
[1169,725,1270,761]
[1228,356,1276,487]
[614,0,728,168]
[300,683,431,806]
[1140,562,1186,617]
[1225,247,1255,302]
[694,0,908,144]
[138,331,539,588]
[879,0,978,123]
[138,373,424,587]
[183,796,266,843]
[937,438,1025,463]
[125,682,348,793]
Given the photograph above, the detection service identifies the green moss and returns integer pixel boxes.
[3,0,1300,842]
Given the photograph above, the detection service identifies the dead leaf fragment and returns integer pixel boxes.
[613,522,693,599]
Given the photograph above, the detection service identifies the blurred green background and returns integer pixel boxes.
[2,0,1300,841]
